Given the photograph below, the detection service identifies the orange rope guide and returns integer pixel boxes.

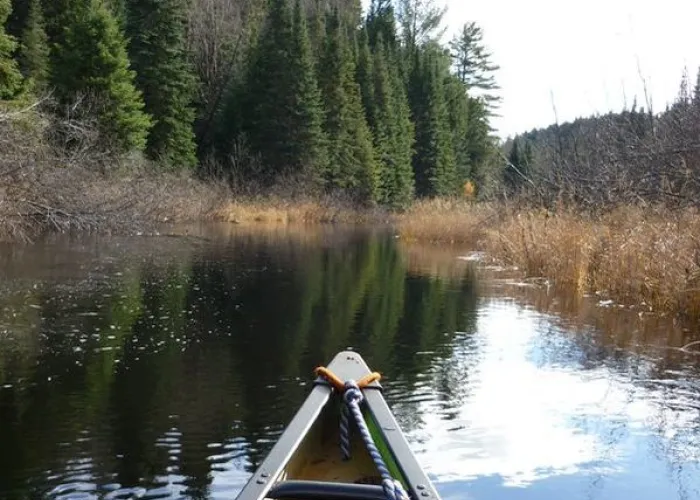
[314,366,381,392]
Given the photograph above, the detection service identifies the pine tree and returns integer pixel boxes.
[449,22,500,114]
[18,0,49,91]
[318,10,379,204]
[0,0,23,99]
[372,39,414,208]
[409,48,457,197]
[49,0,152,153]
[396,0,447,49]
[125,0,197,169]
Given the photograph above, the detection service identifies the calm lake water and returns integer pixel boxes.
[1,224,699,500]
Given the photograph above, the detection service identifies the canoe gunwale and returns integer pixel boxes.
[234,351,441,500]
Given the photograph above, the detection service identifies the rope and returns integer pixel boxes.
[315,367,409,500]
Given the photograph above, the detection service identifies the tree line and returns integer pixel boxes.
[504,67,700,210]
[0,0,501,208]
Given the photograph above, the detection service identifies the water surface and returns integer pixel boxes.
[0,224,699,499]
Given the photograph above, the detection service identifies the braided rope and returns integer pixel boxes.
[341,380,409,500]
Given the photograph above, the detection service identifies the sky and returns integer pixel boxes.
[365,0,700,139]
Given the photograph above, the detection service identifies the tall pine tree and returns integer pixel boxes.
[49,0,152,153]
[449,22,501,115]
[125,0,198,169]
[318,10,379,204]
[0,0,23,99]
[18,0,50,92]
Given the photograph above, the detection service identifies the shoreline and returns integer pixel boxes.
[2,183,698,324]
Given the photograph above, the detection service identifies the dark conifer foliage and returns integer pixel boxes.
[124,0,198,168]
[47,0,152,152]
[18,0,49,91]
[409,47,457,197]
[318,9,379,203]
[0,0,22,98]
[4,0,498,201]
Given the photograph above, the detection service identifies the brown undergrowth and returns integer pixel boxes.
[397,199,700,323]
[1,99,230,242]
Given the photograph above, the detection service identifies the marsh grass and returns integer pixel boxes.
[397,199,700,322]
[212,196,389,225]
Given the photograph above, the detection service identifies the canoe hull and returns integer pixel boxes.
[235,350,441,500]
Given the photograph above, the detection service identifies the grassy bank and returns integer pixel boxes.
[397,200,700,323]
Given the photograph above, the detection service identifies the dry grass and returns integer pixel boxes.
[396,198,499,244]
[213,197,389,225]
[397,200,700,323]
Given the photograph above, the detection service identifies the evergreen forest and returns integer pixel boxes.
[0,0,502,208]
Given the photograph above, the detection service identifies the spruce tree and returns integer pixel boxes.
[4,0,29,40]
[445,74,471,183]
[18,0,49,92]
[356,27,376,131]
[308,0,326,57]
[106,0,126,26]
[389,59,416,205]
[366,0,398,49]
[409,48,457,197]
[49,0,151,153]
[241,0,327,184]
[125,0,197,169]
[0,0,23,99]
[289,0,328,185]
[465,96,491,172]
[40,0,75,44]
[241,0,296,180]
[318,10,379,204]
[372,39,414,208]
[465,95,495,195]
